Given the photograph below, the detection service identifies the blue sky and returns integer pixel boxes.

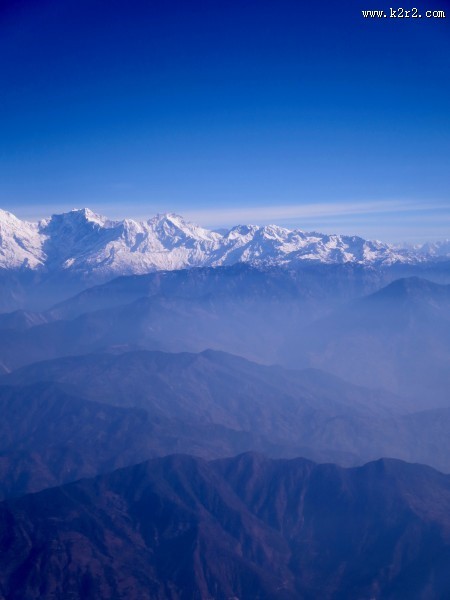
[0,0,449,242]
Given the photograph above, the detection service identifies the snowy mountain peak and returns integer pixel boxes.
[0,208,21,223]
[149,212,186,226]
[413,239,450,258]
[0,209,43,269]
[148,213,222,243]
[41,208,112,230]
[0,207,447,281]
[71,207,111,226]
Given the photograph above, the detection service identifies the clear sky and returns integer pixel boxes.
[0,0,449,242]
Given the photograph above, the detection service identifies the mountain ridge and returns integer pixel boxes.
[1,207,445,281]
[1,452,449,599]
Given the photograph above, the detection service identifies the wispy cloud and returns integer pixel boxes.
[181,200,449,227]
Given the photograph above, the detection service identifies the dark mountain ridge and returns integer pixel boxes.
[0,452,449,599]
[0,375,374,500]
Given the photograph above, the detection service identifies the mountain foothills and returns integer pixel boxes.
[282,277,450,406]
[1,207,450,598]
[0,267,449,408]
[1,453,450,600]
[1,350,450,500]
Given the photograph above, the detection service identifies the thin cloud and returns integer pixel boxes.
[182,200,449,227]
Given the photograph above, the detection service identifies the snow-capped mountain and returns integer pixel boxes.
[411,240,450,258]
[0,207,444,280]
[0,209,44,269]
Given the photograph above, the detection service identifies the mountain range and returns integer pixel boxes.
[2,207,449,282]
[0,271,449,599]
[2,206,450,598]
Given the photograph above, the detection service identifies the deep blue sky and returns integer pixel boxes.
[0,0,449,241]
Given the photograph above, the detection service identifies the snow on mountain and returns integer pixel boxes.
[0,207,438,280]
[412,240,450,259]
[0,209,44,269]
